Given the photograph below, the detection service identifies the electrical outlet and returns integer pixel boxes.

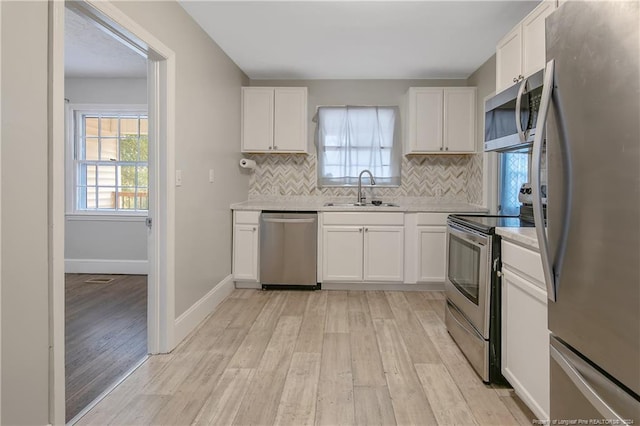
[209,168,215,183]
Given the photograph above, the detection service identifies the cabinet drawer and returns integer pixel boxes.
[502,240,545,287]
[234,210,260,224]
[322,212,404,226]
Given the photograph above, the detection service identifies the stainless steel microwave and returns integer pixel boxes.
[484,69,544,152]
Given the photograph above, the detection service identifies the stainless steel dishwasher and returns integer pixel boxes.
[260,212,319,289]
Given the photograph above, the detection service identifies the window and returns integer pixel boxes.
[316,106,401,187]
[498,152,529,215]
[70,108,148,213]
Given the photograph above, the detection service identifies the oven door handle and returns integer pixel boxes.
[447,223,488,247]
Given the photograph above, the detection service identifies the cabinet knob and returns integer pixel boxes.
[273,145,278,150]
[440,147,443,151]
[268,146,272,150]
[253,227,256,231]
[359,228,363,233]
[445,147,449,151]
[513,77,518,83]
[365,228,368,232]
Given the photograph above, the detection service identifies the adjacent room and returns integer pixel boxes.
[63,5,150,422]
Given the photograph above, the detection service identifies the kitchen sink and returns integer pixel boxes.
[323,202,400,208]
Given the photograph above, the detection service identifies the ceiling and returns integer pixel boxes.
[65,7,147,78]
[178,1,540,80]
[64,1,540,80]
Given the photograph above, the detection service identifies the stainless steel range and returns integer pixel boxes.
[445,214,534,384]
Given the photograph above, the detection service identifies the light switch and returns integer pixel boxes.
[176,169,182,187]
[209,168,215,183]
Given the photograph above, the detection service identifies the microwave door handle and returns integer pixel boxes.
[515,77,529,142]
[532,59,557,302]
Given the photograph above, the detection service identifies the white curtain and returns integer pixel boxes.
[316,106,401,187]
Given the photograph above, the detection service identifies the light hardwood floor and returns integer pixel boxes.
[77,290,534,425]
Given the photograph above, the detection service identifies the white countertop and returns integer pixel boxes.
[496,227,539,251]
[230,197,488,213]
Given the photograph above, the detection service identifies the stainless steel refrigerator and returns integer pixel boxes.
[531,1,640,422]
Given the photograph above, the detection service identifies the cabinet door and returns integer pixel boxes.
[241,87,274,152]
[322,226,363,282]
[502,267,550,419]
[521,0,556,78]
[417,226,446,282]
[496,26,523,93]
[364,226,404,282]
[233,224,259,281]
[274,88,307,153]
[410,88,443,152]
[443,88,476,153]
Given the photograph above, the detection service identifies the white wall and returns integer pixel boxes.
[1,2,51,424]
[64,78,149,273]
[65,77,147,104]
[111,1,250,317]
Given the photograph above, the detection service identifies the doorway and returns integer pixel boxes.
[49,1,177,424]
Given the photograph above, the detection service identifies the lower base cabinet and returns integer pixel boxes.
[501,240,550,420]
[321,213,404,283]
[232,211,260,282]
[417,225,447,282]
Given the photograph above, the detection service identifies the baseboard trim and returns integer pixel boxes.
[65,259,148,275]
[321,282,445,291]
[174,274,234,346]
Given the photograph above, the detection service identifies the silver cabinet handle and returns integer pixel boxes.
[252,227,256,231]
[445,147,449,151]
[439,147,443,151]
[532,59,558,302]
[364,227,368,232]
[268,146,272,150]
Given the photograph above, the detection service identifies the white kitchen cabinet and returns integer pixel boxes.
[417,226,447,282]
[364,227,404,282]
[501,240,550,420]
[322,226,364,281]
[321,213,404,283]
[496,0,557,93]
[405,87,476,154]
[232,211,260,282]
[241,87,308,153]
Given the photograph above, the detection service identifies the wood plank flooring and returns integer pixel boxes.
[77,289,534,425]
[66,273,147,422]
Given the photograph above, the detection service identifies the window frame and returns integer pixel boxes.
[315,105,402,188]
[65,104,149,216]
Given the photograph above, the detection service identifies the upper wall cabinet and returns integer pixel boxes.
[241,87,308,153]
[405,87,476,154]
[496,0,557,94]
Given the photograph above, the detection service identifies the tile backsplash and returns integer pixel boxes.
[247,152,483,204]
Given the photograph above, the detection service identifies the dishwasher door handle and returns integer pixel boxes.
[262,218,316,224]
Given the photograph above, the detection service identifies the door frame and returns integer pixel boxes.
[49,1,176,423]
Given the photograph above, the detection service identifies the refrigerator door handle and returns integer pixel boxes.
[515,77,529,141]
[532,59,558,302]
[550,339,639,423]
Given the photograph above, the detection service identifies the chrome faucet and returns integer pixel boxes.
[357,169,376,204]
